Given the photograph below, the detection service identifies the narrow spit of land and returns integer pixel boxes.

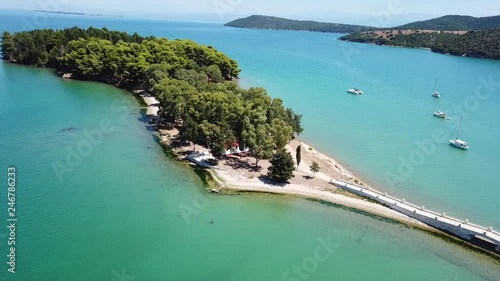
[156,122,500,257]
[157,125,431,229]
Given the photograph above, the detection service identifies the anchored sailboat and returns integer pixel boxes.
[347,73,364,95]
[432,79,441,98]
[449,116,469,150]
[433,100,448,119]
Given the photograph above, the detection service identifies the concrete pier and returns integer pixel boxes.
[331,179,500,254]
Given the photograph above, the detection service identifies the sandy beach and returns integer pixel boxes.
[158,128,433,230]
[204,139,500,255]
[214,139,433,229]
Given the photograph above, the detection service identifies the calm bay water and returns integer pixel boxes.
[0,10,499,281]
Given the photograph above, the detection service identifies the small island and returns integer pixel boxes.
[32,10,108,17]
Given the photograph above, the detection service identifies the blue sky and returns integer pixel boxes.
[1,0,499,25]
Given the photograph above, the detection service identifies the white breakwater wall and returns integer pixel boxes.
[331,179,500,253]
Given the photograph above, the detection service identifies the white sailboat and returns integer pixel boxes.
[433,100,447,119]
[432,79,441,98]
[347,73,363,95]
[433,111,447,118]
[449,116,469,150]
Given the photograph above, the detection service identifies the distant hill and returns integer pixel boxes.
[226,14,500,60]
[339,28,500,60]
[339,14,500,60]
[432,29,500,59]
[395,15,500,31]
[396,15,500,31]
[224,15,374,34]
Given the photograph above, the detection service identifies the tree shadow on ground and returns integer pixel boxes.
[222,156,262,172]
[170,139,191,150]
[257,175,287,187]
[156,123,175,130]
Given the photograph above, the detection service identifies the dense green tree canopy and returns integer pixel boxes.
[147,72,303,157]
[268,149,295,183]
[340,28,500,60]
[395,15,500,31]
[1,26,240,87]
[1,27,303,159]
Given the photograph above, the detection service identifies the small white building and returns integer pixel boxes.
[142,96,160,106]
[224,141,250,156]
[146,106,160,116]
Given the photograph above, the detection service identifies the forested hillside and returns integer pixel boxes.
[339,28,500,60]
[396,15,500,31]
[225,15,374,33]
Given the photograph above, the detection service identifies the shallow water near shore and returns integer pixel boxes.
[1,11,500,281]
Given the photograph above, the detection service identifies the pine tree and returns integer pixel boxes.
[296,145,301,171]
[268,149,295,183]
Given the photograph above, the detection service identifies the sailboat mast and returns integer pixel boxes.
[457,116,463,139]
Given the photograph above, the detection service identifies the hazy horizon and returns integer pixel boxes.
[1,0,499,26]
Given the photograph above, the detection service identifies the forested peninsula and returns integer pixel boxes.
[340,15,500,60]
[339,28,500,60]
[1,27,303,163]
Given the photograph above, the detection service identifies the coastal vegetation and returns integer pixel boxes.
[225,15,374,33]
[339,28,500,59]
[395,15,500,31]
[226,14,500,34]
[1,27,303,171]
[1,27,240,87]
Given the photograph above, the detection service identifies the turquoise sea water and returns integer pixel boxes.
[0,10,499,281]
